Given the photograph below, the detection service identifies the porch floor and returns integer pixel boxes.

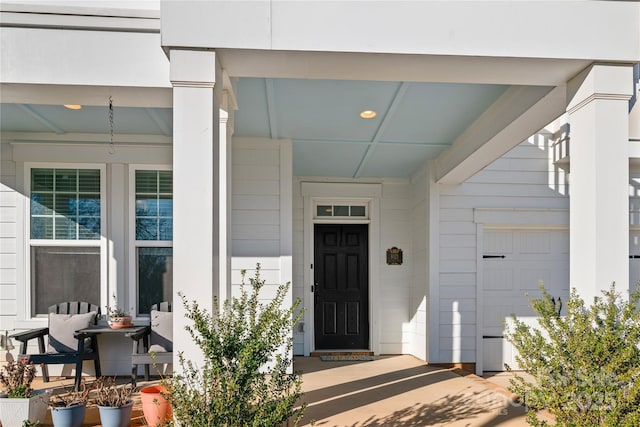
[26,355,542,426]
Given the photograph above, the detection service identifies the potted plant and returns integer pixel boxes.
[106,294,133,329]
[93,377,135,427]
[49,380,92,427]
[140,384,172,426]
[0,358,50,427]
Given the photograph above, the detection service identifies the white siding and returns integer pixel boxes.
[407,167,428,360]
[437,133,569,363]
[230,138,297,352]
[0,140,18,334]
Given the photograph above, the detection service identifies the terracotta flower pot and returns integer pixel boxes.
[140,385,172,426]
[108,315,133,329]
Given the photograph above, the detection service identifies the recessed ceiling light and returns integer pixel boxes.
[63,104,82,110]
[359,110,377,119]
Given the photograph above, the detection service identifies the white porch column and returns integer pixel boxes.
[568,64,634,303]
[170,49,222,365]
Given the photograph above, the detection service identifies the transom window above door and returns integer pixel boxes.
[315,203,368,219]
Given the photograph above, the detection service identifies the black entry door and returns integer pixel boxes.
[314,224,369,349]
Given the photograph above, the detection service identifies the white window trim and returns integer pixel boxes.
[23,162,107,321]
[128,165,173,318]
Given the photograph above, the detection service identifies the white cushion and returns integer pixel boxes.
[150,310,173,352]
[47,311,96,353]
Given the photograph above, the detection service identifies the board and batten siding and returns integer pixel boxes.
[292,177,413,355]
[0,140,18,341]
[437,133,569,363]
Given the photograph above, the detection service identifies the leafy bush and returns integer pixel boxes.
[165,264,305,426]
[506,284,640,426]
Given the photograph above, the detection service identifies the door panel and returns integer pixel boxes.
[314,224,369,349]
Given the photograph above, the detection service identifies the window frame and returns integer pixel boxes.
[128,165,173,318]
[25,162,107,319]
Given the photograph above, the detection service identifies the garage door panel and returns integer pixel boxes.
[484,268,514,290]
[484,231,513,254]
[519,231,550,254]
[482,229,569,372]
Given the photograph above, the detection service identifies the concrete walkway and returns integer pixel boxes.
[296,355,530,426]
[24,355,536,426]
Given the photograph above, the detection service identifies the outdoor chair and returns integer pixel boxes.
[127,302,173,386]
[10,301,102,390]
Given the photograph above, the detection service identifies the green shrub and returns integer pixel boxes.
[506,284,640,426]
[165,264,305,426]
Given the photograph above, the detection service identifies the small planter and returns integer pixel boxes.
[108,315,133,329]
[50,403,86,427]
[0,389,50,427]
[140,385,172,426]
[98,401,134,427]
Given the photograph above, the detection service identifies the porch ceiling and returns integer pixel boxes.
[1,78,517,179]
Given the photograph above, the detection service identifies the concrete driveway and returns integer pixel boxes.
[295,355,531,427]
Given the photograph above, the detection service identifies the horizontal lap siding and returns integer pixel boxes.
[0,140,17,331]
[379,181,412,354]
[409,167,428,360]
[231,139,298,352]
[437,136,569,363]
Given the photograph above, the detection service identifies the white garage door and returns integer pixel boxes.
[630,230,640,287]
[482,229,569,372]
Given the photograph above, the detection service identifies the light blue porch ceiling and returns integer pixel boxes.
[1,78,509,179]
[233,78,509,178]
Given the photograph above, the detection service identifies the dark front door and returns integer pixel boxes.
[314,224,369,349]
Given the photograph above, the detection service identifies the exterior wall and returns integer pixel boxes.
[436,133,569,363]
[292,177,413,355]
[230,137,294,349]
[0,140,18,356]
[407,166,428,360]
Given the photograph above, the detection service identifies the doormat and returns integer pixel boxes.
[319,355,374,362]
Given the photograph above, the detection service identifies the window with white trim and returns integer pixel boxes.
[133,169,173,315]
[29,167,104,316]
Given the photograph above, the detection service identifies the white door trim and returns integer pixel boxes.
[301,182,381,355]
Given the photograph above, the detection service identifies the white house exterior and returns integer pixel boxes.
[1,1,639,376]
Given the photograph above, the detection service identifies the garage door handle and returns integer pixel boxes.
[483,255,505,259]
[482,335,504,339]
[630,255,640,259]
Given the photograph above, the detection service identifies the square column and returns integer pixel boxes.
[568,64,634,303]
[170,49,224,365]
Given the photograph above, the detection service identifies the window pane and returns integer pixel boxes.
[136,196,158,216]
[334,205,349,216]
[136,171,157,193]
[77,194,100,217]
[31,246,100,316]
[31,193,53,216]
[78,170,100,193]
[158,171,172,193]
[317,205,332,217]
[32,169,54,192]
[350,206,366,216]
[54,193,76,216]
[78,218,101,240]
[136,219,158,240]
[54,216,76,240]
[55,169,77,192]
[137,247,172,315]
[159,219,173,240]
[158,196,173,217]
[31,217,53,239]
